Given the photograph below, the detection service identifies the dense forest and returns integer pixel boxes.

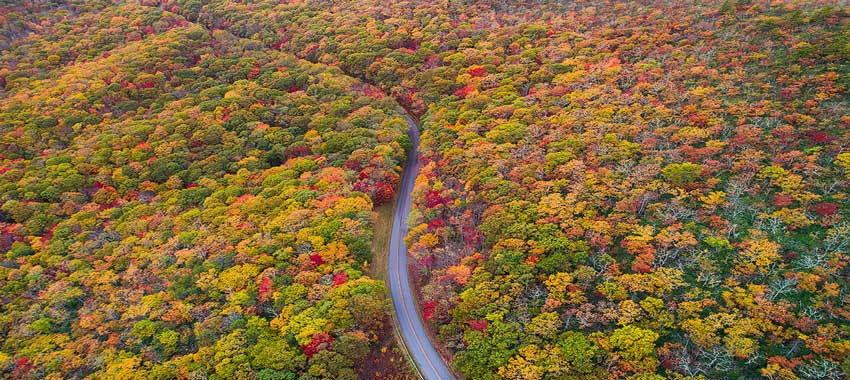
[0,2,415,379]
[2,0,850,380]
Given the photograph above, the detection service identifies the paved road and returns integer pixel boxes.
[388,115,455,380]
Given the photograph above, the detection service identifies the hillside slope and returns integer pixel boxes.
[0,2,413,379]
[162,0,850,379]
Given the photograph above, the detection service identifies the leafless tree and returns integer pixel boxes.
[798,359,845,380]
[767,277,798,301]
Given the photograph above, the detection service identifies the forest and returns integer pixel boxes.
[1,0,849,380]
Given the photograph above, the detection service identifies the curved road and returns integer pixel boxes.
[388,115,455,380]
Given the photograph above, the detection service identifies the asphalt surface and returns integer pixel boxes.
[388,115,455,380]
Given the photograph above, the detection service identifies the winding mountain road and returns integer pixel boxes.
[387,115,455,380]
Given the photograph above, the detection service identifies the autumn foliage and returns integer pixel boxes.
[0,2,409,379]
[2,0,850,380]
[171,0,850,379]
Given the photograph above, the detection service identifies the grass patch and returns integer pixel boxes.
[369,199,397,283]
